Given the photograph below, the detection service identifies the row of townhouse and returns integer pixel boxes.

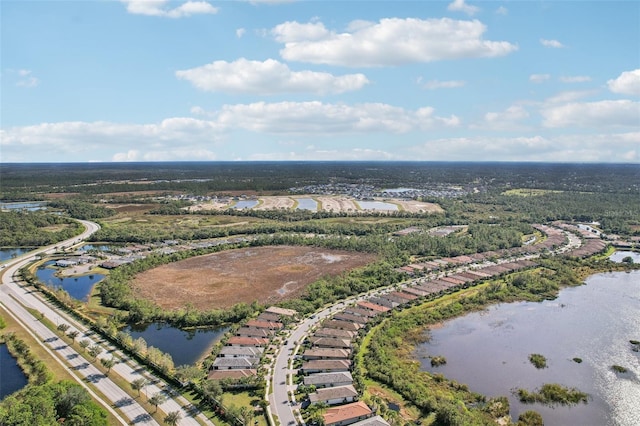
[296,224,587,425]
[208,306,296,381]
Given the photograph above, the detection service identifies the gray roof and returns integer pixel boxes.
[218,346,264,358]
[303,371,353,387]
[212,357,259,369]
[349,415,390,426]
[309,385,358,403]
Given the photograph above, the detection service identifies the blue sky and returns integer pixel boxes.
[1,0,639,163]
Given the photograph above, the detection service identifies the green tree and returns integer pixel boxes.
[99,357,117,375]
[87,344,103,361]
[131,378,148,398]
[164,410,181,425]
[67,330,80,345]
[79,339,90,352]
[148,392,167,413]
[57,323,70,333]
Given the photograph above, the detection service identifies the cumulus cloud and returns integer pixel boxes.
[477,105,530,130]
[215,101,459,134]
[541,100,640,128]
[448,0,479,16]
[16,69,40,88]
[176,58,369,95]
[272,18,517,67]
[236,28,246,38]
[409,132,640,162]
[530,74,551,83]
[559,75,591,83]
[421,79,466,90]
[544,90,596,104]
[540,38,564,48]
[607,69,640,96]
[121,0,217,18]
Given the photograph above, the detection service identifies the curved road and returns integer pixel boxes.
[1,220,209,425]
[268,227,583,426]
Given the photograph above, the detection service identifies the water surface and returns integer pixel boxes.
[295,198,318,211]
[357,201,398,211]
[233,200,258,209]
[0,344,28,399]
[417,271,640,426]
[609,251,640,263]
[36,261,104,301]
[123,322,228,366]
[0,248,33,262]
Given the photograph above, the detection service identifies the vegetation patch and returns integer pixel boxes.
[515,383,588,406]
[130,246,376,310]
[528,353,547,369]
[572,357,583,363]
[430,355,447,367]
[611,365,628,373]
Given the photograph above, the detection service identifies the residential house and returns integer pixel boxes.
[212,357,259,370]
[303,371,353,388]
[309,385,358,406]
[217,346,264,358]
[302,348,351,360]
[301,359,351,374]
[323,401,373,426]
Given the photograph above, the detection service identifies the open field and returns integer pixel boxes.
[131,246,376,310]
[187,195,442,214]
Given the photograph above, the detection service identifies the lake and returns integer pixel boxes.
[609,251,640,263]
[0,248,33,262]
[0,344,28,399]
[295,198,318,211]
[416,270,640,426]
[233,200,258,209]
[357,201,398,211]
[0,201,47,211]
[123,322,229,366]
[36,261,105,301]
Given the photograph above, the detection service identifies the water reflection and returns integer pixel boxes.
[122,322,228,366]
[416,271,640,426]
[36,261,104,301]
[0,344,28,399]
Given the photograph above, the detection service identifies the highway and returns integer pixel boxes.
[1,220,210,425]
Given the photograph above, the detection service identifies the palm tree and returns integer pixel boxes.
[67,330,79,345]
[148,392,167,413]
[131,378,148,398]
[87,344,103,361]
[79,339,90,352]
[164,411,181,425]
[100,356,117,375]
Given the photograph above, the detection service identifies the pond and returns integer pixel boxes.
[416,270,640,426]
[122,322,229,366]
[609,251,640,263]
[0,248,34,262]
[233,200,258,209]
[0,201,47,211]
[0,344,28,399]
[295,198,318,211]
[36,261,105,301]
[357,201,398,211]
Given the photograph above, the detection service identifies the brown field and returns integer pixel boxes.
[316,196,360,212]
[131,246,376,310]
[254,196,295,210]
[394,200,443,213]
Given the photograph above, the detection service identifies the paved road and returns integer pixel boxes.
[1,220,210,425]
[268,226,584,426]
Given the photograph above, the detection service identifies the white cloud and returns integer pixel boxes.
[236,28,246,38]
[273,18,517,67]
[215,101,459,134]
[540,38,564,48]
[14,69,40,88]
[176,58,369,95]
[541,100,640,128]
[248,147,396,161]
[448,0,480,16]
[478,105,530,130]
[409,132,640,162]
[529,74,551,83]
[421,79,466,90]
[559,75,591,83]
[544,90,596,104]
[121,0,217,18]
[495,6,508,15]
[607,69,640,96]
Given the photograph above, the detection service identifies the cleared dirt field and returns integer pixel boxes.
[131,246,376,310]
[316,196,360,212]
[254,196,295,210]
[394,200,443,213]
